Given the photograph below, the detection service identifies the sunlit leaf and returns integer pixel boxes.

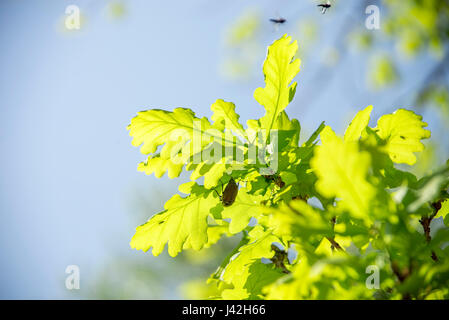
[344,105,373,142]
[374,109,431,165]
[311,126,376,221]
[254,35,301,142]
[211,99,246,139]
[221,188,267,234]
[221,226,278,285]
[130,183,215,257]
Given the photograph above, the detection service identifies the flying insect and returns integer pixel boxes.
[269,17,286,25]
[269,13,287,31]
[318,1,331,14]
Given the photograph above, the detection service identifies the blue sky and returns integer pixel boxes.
[0,0,447,298]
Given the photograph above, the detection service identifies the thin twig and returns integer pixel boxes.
[419,200,442,262]
[391,260,412,300]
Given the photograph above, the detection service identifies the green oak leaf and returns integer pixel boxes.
[374,109,431,165]
[221,188,267,234]
[254,35,301,143]
[130,183,215,257]
[137,153,184,179]
[211,99,246,139]
[311,126,377,222]
[221,226,278,285]
[344,105,373,142]
[221,261,284,300]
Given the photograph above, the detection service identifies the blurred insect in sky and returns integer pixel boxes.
[269,14,286,31]
[318,0,331,14]
[269,17,286,25]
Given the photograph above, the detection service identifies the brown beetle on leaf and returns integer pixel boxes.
[215,178,239,207]
[262,174,285,189]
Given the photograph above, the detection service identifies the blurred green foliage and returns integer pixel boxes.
[220,9,263,80]
[107,1,127,19]
[352,0,449,114]
[368,54,398,89]
[382,0,448,58]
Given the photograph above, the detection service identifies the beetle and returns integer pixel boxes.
[270,244,290,274]
[215,178,239,207]
[262,174,285,189]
